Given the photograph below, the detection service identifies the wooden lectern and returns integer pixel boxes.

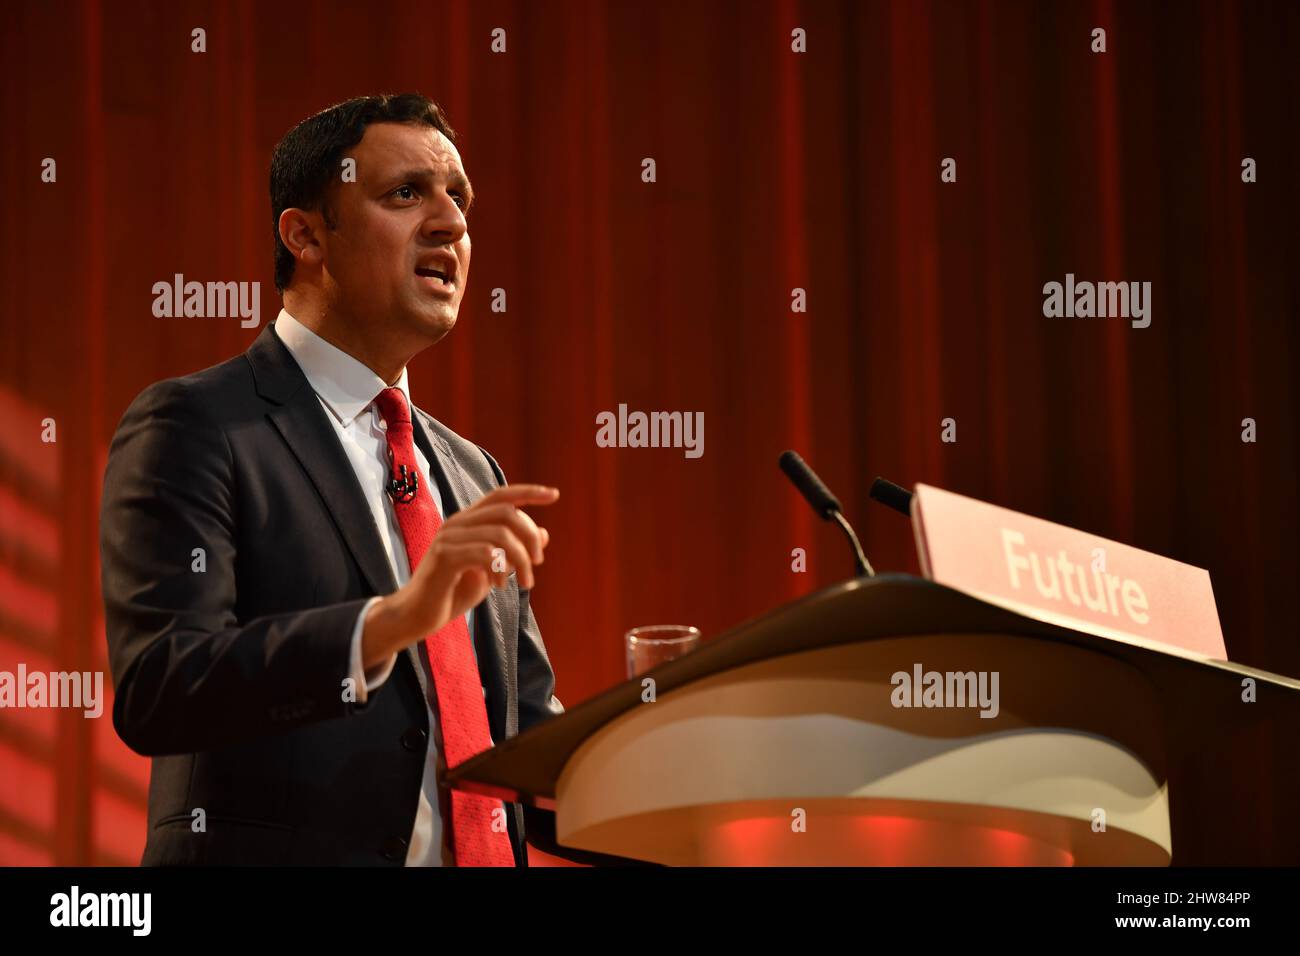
[447,575,1300,866]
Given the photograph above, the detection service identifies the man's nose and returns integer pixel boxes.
[421,191,467,243]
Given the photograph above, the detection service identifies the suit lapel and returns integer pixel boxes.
[247,324,399,599]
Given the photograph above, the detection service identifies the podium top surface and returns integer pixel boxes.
[446,574,1300,806]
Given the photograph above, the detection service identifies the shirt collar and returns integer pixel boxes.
[273,308,412,428]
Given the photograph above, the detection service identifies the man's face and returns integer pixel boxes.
[319,122,473,345]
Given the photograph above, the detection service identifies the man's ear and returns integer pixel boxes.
[278,207,324,268]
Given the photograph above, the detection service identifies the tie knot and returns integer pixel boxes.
[373,386,411,427]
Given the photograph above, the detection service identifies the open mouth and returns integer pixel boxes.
[414,266,455,288]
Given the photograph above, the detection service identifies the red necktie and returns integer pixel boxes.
[372,387,516,867]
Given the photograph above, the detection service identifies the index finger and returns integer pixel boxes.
[477,484,560,507]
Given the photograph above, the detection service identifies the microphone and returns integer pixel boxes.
[387,465,419,503]
[868,477,913,516]
[384,447,420,503]
[778,450,874,578]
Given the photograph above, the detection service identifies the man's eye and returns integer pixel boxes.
[393,185,417,201]
[451,192,467,210]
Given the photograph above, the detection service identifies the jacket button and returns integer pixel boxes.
[381,836,408,861]
[401,727,427,751]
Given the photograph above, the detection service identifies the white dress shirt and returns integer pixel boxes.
[273,307,486,867]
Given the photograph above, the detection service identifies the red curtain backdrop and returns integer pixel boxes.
[0,0,1296,864]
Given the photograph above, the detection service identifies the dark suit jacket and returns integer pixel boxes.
[99,320,565,865]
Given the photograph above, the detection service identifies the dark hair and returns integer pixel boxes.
[269,93,457,292]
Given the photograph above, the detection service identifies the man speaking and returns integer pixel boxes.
[100,94,563,866]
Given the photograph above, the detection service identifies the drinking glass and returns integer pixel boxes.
[624,625,701,679]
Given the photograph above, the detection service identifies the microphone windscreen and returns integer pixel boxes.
[869,477,913,516]
[779,450,842,519]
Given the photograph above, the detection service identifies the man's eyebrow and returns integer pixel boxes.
[388,166,475,208]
